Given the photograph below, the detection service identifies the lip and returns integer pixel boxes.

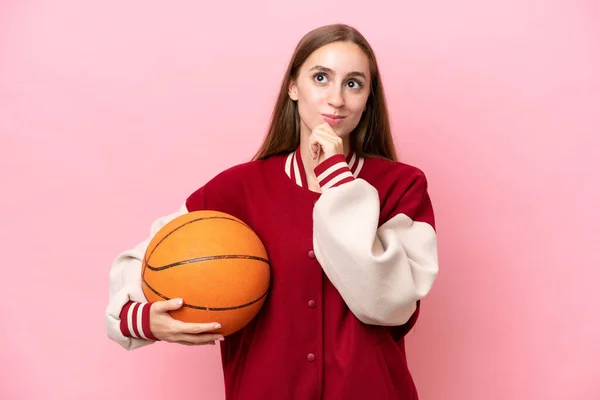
[321,114,346,126]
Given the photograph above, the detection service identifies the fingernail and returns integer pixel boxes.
[218,336,225,341]
[175,298,183,305]
[214,323,222,329]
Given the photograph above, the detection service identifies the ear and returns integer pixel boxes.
[288,80,298,101]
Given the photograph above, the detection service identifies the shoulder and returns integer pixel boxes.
[208,159,265,186]
[362,156,428,192]
[185,156,277,211]
[194,159,262,195]
[361,157,434,224]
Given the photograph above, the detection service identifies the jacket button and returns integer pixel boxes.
[308,300,316,309]
[308,250,315,259]
[307,353,315,362]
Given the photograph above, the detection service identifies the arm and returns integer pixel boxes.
[105,204,188,350]
[312,155,439,326]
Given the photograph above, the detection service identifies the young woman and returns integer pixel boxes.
[106,23,439,399]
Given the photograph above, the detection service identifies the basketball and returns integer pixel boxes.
[141,210,270,337]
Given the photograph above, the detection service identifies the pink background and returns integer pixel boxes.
[1,0,599,399]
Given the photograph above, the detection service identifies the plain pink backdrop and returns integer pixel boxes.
[1,0,599,399]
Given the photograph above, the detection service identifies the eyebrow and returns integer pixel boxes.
[308,65,367,80]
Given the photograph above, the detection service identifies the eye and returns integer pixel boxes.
[347,79,363,89]
[313,73,328,83]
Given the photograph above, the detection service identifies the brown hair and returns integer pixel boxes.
[252,23,398,162]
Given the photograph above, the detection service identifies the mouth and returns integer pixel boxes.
[321,113,346,126]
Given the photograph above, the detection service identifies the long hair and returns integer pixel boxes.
[253,24,398,162]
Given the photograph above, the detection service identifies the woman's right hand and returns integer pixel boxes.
[150,298,224,345]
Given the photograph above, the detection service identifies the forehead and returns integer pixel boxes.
[303,41,370,76]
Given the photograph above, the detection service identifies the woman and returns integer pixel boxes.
[106,23,439,399]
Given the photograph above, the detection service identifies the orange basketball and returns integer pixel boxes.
[141,210,270,337]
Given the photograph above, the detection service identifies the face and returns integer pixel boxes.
[288,41,371,138]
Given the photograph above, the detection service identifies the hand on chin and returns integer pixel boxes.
[308,122,344,164]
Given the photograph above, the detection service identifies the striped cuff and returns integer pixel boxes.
[119,301,158,341]
[314,154,355,190]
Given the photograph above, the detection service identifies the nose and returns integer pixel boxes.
[327,86,345,108]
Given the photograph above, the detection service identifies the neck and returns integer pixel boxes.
[299,130,351,192]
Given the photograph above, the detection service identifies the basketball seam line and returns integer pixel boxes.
[146,216,251,264]
[141,277,269,311]
[146,255,270,271]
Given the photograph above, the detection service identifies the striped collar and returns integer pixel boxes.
[284,147,364,188]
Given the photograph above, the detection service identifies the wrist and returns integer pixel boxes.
[119,301,159,341]
[314,154,355,191]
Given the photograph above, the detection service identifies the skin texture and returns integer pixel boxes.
[288,41,371,192]
[150,298,224,345]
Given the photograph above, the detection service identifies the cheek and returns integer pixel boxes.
[298,85,328,106]
[297,87,327,121]
[347,95,369,118]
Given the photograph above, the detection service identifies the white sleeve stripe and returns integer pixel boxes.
[127,303,138,338]
[348,153,357,169]
[316,162,350,182]
[137,303,148,340]
[284,152,293,178]
[292,153,302,185]
[323,171,354,189]
[353,157,364,177]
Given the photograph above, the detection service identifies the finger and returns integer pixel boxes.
[310,128,340,158]
[314,121,340,136]
[312,127,339,143]
[174,333,224,344]
[313,127,341,144]
[310,131,337,156]
[179,340,216,346]
[308,134,322,160]
[313,142,322,160]
[153,298,184,313]
[310,130,335,147]
[312,141,321,160]
[173,321,222,335]
[315,122,331,131]
[314,123,337,137]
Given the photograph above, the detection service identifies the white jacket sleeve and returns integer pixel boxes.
[105,204,188,350]
[312,156,439,326]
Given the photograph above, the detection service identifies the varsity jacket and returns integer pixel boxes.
[105,146,439,399]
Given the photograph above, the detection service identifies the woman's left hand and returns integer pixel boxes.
[308,123,344,164]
